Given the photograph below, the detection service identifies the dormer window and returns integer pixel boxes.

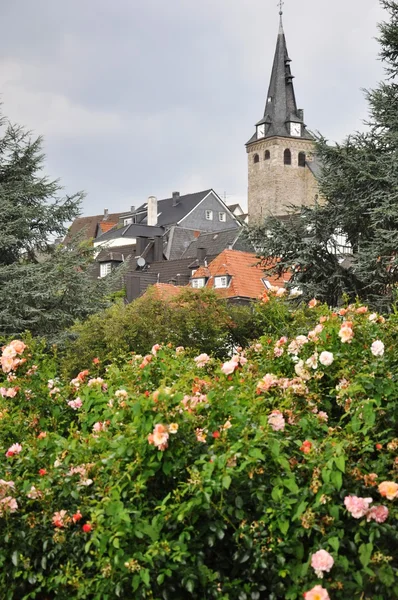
[214,276,229,289]
[100,263,112,278]
[191,277,206,289]
[205,210,213,220]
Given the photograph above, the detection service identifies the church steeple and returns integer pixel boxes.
[246,8,319,222]
[247,12,312,143]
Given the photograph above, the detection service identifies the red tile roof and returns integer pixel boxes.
[98,221,117,234]
[192,249,289,299]
[145,283,185,300]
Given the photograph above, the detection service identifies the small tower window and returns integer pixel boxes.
[298,152,306,167]
[253,153,259,164]
[284,149,292,165]
[264,150,270,160]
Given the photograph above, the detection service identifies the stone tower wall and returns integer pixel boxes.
[247,137,319,222]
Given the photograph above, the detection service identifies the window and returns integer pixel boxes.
[191,278,206,289]
[205,210,213,220]
[124,218,133,226]
[253,153,260,164]
[100,262,112,278]
[284,149,292,165]
[218,211,226,222]
[298,152,306,167]
[214,276,229,289]
[264,150,270,160]
[262,278,272,289]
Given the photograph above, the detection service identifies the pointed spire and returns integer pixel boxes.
[247,6,312,143]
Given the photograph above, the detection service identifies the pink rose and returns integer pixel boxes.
[311,549,334,578]
[344,495,373,518]
[268,410,285,432]
[68,398,83,410]
[221,360,238,375]
[5,443,22,457]
[366,505,389,523]
[304,585,330,600]
[319,351,334,366]
[148,424,169,451]
[151,344,161,355]
[194,353,210,368]
[371,340,384,357]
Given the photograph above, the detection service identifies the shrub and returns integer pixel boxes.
[0,297,397,599]
[61,288,238,376]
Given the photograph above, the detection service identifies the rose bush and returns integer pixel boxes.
[0,298,397,599]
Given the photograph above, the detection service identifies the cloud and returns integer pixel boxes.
[0,0,388,215]
[0,59,122,138]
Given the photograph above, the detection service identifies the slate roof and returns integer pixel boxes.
[94,223,164,244]
[138,256,216,286]
[192,250,289,300]
[247,18,312,144]
[165,227,200,260]
[65,213,122,243]
[134,189,214,227]
[96,244,136,263]
[181,228,254,259]
[306,154,323,180]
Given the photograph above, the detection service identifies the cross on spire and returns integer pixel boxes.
[278,0,284,16]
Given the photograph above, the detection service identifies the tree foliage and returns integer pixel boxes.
[0,113,118,339]
[247,1,398,311]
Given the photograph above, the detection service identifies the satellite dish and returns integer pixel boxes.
[136,256,146,268]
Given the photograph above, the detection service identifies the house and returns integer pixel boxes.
[65,209,123,243]
[190,249,289,304]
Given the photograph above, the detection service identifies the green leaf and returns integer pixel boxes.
[359,542,373,567]
[186,580,195,593]
[330,470,343,490]
[271,486,283,502]
[278,519,289,535]
[235,495,244,509]
[292,500,307,521]
[222,475,232,490]
[379,565,395,587]
[283,478,299,494]
[268,439,280,457]
[334,455,345,473]
[249,448,265,460]
[328,536,340,552]
[140,568,150,586]
[11,551,18,567]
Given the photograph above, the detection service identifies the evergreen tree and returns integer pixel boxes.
[0,113,119,339]
[247,0,398,310]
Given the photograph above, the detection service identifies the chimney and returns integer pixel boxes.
[130,205,135,213]
[197,247,206,264]
[147,196,158,226]
[103,208,109,220]
[136,236,147,256]
[172,191,180,207]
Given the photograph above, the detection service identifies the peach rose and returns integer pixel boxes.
[378,481,398,500]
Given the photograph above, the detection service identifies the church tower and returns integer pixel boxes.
[246,10,319,222]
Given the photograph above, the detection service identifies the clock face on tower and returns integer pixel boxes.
[290,122,301,137]
[257,124,265,139]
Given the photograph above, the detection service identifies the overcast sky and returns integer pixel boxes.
[0,0,387,215]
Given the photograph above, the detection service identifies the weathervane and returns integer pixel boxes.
[278,0,284,16]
